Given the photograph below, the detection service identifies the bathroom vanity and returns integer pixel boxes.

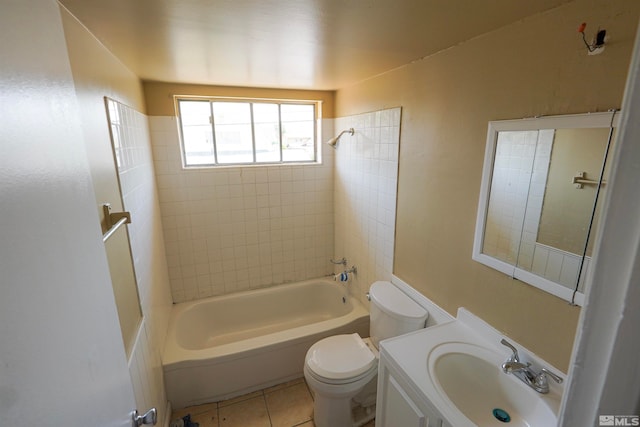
[377,354,450,427]
[375,309,564,427]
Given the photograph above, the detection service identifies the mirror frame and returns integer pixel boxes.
[473,112,619,305]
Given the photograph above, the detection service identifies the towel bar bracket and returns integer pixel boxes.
[102,203,132,243]
[573,171,606,189]
[103,203,131,228]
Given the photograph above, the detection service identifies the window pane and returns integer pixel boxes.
[213,102,253,164]
[281,104,315,162]
[177,99,318,167]
[253,103,281,163]
[179,100,215,165]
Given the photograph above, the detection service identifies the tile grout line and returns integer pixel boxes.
[261,390,274,427]
[176,378,317,427]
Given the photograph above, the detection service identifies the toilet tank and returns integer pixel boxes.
[368,281,428,347]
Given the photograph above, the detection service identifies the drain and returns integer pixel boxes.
[492,408,511,423]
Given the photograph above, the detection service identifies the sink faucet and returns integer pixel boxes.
[500,339,563,394]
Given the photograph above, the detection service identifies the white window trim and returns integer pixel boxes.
[175,96,321,168]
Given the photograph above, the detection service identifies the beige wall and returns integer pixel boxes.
[143,81,335,118]
[61,4,144,356]
[335,0,640,371]
[60,6,146,229]
[61,7,173,423]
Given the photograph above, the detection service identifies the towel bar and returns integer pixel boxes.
[102,203,131,242]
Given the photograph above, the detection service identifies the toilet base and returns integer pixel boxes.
[313,393,354,427]
[312,394,376,427]
[307,372,377,427]
[352,401,376,427]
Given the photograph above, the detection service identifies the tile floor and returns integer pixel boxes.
[171,377,375,427]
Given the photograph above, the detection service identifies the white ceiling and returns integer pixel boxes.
[59,0,572,90]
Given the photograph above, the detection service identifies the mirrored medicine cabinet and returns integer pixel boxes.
[473,112,619,305]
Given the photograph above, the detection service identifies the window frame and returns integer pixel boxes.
[175,96,320,168]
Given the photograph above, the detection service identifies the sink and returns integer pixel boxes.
[377,310,564,426]
[429,343,558,426]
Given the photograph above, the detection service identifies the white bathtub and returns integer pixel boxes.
[163,278,370,408]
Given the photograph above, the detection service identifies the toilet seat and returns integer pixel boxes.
[305,333,376,382]
[305,361,377,386]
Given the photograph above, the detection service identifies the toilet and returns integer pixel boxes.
[304,281,428,427]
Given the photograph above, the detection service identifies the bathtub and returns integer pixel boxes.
[163,278,370,408]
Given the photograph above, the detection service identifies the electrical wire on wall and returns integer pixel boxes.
[578,22,607,55]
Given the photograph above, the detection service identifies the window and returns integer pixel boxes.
[177,98,317,167]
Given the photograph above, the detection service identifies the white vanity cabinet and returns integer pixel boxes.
[374,312,565,427]
[376,351,451,427]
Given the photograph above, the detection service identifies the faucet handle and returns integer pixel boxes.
[533,368,563,393]
[539,368,563,384]
[500,339,520,362]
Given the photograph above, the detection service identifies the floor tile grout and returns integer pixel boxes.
[175,378,317,427]
[263,392,274,427]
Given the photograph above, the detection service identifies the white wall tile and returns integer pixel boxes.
[559,254,581,287]
[151,108,401,313]
[333,108,401,305]
[544,249,564,282]
[149,116,335,302]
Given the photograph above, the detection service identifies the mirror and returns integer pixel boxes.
[104,97,143,357]
[473,112,618,305]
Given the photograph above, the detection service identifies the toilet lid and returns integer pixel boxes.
[306,333,376,380]
[369,281,428,320]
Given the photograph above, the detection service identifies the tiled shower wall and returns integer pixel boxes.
[483,130,540,264]
[333,108,401,306]
[517,129,553,270]
[149,117,335,302]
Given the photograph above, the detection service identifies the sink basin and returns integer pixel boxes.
[429,343,558,426]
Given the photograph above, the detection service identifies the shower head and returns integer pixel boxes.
[326,136,340,148]
[326,128,354,149]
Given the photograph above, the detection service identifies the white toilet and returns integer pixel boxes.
[304,281,428,427]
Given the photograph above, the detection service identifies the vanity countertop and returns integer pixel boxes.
[378,308,565,426]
